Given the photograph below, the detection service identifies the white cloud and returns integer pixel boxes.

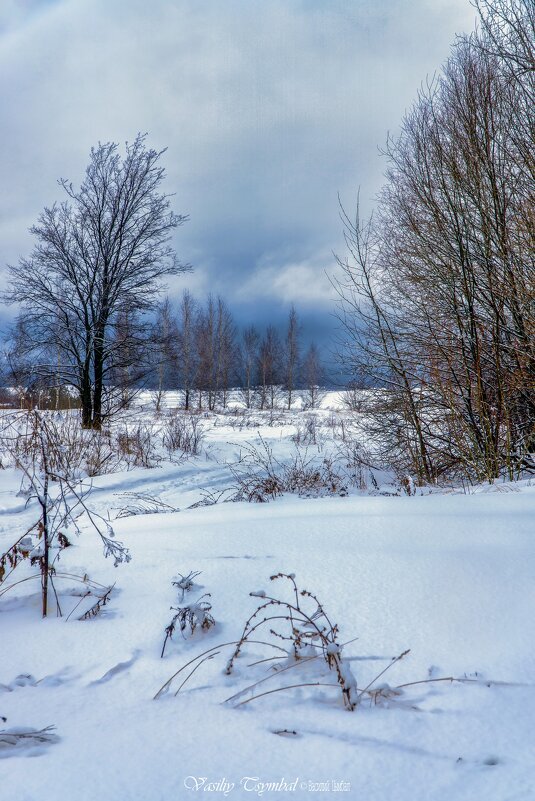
[236,251,336,307]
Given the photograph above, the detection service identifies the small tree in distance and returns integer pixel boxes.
[284,305,301,410]
[240,325,260,409]
[177,290,198,411]
[257,326,283,410]
[302,343,325,409]
[4,134,190,429]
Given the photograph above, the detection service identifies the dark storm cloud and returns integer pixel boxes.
[0,0,475,342]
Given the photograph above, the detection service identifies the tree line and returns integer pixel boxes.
[2,284,325,418]
[335,0,534,482]
[150,293,325,412]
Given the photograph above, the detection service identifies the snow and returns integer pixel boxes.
[1,405,534,800]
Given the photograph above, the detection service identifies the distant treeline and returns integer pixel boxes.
[1,291,326,413]
[146,293,326,410]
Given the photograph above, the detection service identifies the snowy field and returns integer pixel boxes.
[1,398,534,801]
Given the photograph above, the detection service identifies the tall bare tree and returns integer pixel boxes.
[195,296,216,410]
[152,297,179,411]
[257,326,283,410]
[177,290,198,410]
[214,297,238,408]
[240,325,260,409]
[302,343,325,409]
[4,134,189,428]
[284,305,301,410]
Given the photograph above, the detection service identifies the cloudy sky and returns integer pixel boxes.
[0,0,475,357]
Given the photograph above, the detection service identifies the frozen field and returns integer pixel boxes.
[1,402,534,801]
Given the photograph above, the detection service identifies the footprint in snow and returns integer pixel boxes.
[1,668,76,692]
[0,674,38,692]
[213,555,275,560]
[88,649,141,686]
[482,755,501,766]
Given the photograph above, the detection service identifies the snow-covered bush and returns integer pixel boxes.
[0,410,130,617]
[230,436,347,501]
[83,429,120,476]
[155,573,422,716]
[292,414,320,446]
[161,594,215,657]
[116,423,160,468]
[156,573,359,712]
[162,411,205,456]
[336,438,370,491]
[0,412,121,479]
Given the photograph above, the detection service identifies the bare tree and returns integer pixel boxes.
[283,305,301,410]
[152,297,179,411]
[193,295,238,410]
[301,343,325,409]
[195,296,216,410]
[214,297,238,408]
[333,204,436,483]
[257,326,283,410]
[474,0,534,86]
[177,290,198,410]
[4,134,189,429]
[240,325,260,408]
[108,306,153,413]
[335,9,534,482]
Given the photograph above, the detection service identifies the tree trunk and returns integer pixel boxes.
[39,435,49,618]
[92,324,106,430]
[80,362,93,429]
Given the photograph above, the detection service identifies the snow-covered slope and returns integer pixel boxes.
[1,413,534,801]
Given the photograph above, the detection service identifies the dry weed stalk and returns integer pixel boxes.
[172,570,202,600]
[225,573,358,710]
[0,411,130,617]
[115,492,179,519]
[161,594,215,657]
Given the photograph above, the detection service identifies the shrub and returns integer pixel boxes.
[116,424,160,468]
[0,412,120,479]
[0,410,130,618]
[155,573,361,712]
[161,594,215,657]
[292,414,320,446]
[163,411,205,456]
[230,436,347,502]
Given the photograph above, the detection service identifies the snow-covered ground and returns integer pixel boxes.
[1,403,534,801]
